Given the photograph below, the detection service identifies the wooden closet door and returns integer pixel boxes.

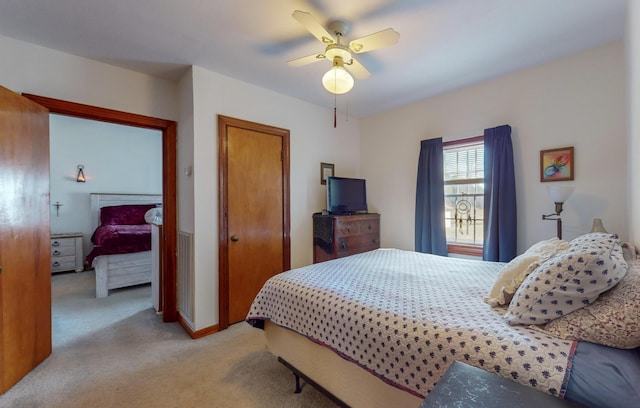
[218,115,291,328]
[0,85,51,394]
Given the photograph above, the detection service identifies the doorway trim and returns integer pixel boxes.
[217,115,291,330]
[23,94,178,322]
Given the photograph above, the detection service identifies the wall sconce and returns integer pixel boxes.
[76,165,86,183]
[541,185,574,239]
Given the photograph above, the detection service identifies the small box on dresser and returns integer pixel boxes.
[313,213,380,263]
[50,232,83,273]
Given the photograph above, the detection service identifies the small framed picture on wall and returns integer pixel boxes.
[540,146,574,182]
[320,162,334,185]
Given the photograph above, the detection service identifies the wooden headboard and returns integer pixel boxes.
[90,193,162,234]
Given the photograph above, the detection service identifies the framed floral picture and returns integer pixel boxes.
[540,146,574,182]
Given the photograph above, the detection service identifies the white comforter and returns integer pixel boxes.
[247,248,575,398]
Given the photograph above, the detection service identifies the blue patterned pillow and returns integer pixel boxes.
[504,233,628,325]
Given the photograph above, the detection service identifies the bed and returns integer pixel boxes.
[247,234,640,408]
[87,193,162,298]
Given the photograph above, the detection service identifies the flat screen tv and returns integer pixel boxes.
[327,176,368,214]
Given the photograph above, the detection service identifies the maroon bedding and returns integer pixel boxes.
[100,204,157,225]
[86,204,156,266]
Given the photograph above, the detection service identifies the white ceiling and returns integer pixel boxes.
[0,0,627,118]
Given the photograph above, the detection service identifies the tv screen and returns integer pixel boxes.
[327,176,368,214]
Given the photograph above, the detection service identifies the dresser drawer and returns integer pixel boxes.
[336,219,380,237]
[51,256,77,273]
[51,237,76,249]
[336,233,380,256]
[51,245,76,257]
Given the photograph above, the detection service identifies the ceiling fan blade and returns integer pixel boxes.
[349,28,400,53]
[287,53,326,67]
[344,56,370,80]
[292,10,335,45]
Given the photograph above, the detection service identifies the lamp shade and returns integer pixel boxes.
[546,185,574,203]
[590,218,608,233]
[322,57,354,94]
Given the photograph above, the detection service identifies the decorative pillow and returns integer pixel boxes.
[503,233,628,326]
[541,259,640,349]
[100,204,158,225]
[484,238,569,307]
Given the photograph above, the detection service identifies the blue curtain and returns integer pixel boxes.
[483,125,517,262]
[415,138,448,255]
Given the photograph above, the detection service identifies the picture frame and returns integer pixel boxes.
[540,146,574,182]
[320,162,334,185]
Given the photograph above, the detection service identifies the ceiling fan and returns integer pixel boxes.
[288,10,400,94]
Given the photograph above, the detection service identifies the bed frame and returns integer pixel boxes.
[264,321,423,408]
[90,193,162,298]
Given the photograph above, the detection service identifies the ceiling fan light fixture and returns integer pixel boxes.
[322,56,353,94]
[324,44,351,62]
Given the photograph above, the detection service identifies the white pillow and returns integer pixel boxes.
[484,238,569,307]
[504,233,628,325]
[144,207,163,225]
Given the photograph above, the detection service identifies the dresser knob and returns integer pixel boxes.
[53,250,61,256]
[52,261,60,267]
[52,241,60,247]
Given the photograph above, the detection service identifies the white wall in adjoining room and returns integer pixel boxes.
[178,65,361,331]
[360,41,627,255]
[49,114,163,258]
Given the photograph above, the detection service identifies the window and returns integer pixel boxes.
[443,137,484,256]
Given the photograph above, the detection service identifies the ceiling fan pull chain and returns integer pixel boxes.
[334,73,337,128]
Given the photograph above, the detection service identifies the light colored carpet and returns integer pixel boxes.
[0,270,336,408]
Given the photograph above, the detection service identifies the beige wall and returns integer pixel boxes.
[360,41,627,254]
[180,66,361,330]
[0,35,178,120]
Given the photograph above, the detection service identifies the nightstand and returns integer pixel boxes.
[421,361,582,407]
[50,232,83,273]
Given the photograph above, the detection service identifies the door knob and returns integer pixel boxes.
[230,235,240,242]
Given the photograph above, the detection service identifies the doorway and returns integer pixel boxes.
[218,115,291,329]
[23,94,178,322]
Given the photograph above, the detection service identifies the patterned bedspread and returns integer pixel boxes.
[247,248,576,399]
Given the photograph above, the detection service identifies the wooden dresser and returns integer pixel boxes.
[313,213,380,263]
[50,232,83,273]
